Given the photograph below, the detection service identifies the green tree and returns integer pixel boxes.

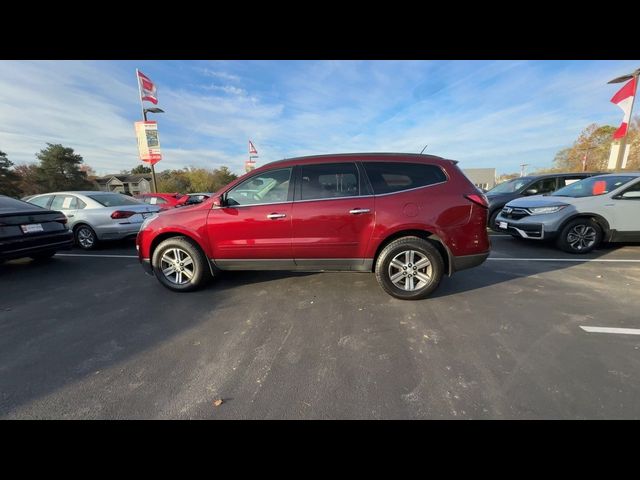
[552,124,618,172]
[0,150,21,197]
[35,143,95,191]
[157,169,191,193]
[210,166,238,192]
[131,165,152,174]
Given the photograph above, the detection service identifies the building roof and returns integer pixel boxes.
[95,174,152,184]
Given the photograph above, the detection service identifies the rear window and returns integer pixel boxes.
[88,193,142,207]
[0,195,40,211]
[363,162,447,195]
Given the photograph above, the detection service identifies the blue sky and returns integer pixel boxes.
[0,60,638,176]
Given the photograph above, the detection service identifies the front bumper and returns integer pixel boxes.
[140,258,154,276]
[494,213,563,240]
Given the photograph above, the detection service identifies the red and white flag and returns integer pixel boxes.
[611,77,636,139]
[137,70,158,105]
[249,140,258,155]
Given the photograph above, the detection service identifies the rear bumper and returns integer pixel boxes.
[0,231,74,261]
[451,251,490,272]
[95,223,143,240]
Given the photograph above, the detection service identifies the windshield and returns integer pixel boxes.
[487,177,531,194]
[88,193,143,207]
[551,176,634,198]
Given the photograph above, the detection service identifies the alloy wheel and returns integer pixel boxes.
[567,225,597,251]
[388,250,433,292]
[77,227,95,249]
[160,248,195,285]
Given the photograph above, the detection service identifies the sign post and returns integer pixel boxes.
[135,121,162,192]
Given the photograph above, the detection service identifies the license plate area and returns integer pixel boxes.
[21,223,44,234]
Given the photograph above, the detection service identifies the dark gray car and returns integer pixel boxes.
[486,172,599,231]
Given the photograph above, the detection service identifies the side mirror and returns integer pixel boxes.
[212,195,224,207]
[524,188,538,195]
[621,191,640,199]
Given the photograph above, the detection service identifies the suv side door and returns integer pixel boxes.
[525,177,558,195]
[291,162,375,269]
[608,178,640,240]
[207,167,295,268]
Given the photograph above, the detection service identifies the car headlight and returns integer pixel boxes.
[527,205,567,215]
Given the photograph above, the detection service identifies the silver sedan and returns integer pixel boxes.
[25,191,161,249]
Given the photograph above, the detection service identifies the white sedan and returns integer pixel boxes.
[25,191,161,249]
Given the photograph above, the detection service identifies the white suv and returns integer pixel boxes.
[495,173,640,253]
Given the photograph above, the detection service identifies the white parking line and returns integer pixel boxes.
[580,326,640,335]
[56,253,138,259]
[487,258,640,263]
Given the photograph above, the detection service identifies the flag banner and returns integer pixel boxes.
[135,121,162,165]
[138,70,158,105]
[611,77,636,139]
[249,140,258,155]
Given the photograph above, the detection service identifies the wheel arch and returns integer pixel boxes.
[372,229,453,276]
[149,231,215,276]
[558,213,611,241]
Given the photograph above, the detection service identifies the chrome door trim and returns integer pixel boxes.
[211,258,373,271]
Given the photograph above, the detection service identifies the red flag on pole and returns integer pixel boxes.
[611,77,636,139]
[249,140,258,155]
[137,70,158,105]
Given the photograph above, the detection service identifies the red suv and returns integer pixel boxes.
[136,154,490,300]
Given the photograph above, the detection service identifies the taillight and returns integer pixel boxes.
[111,210,136,219]
[54,216,68,225]
[465,193,488,208]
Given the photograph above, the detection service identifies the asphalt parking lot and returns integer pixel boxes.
[1,233,640,419]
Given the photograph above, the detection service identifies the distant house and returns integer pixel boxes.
[462,168,497,191]
[95,174,152,195]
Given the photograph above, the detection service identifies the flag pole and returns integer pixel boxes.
[614,73,638,173]
[136,68,157,193]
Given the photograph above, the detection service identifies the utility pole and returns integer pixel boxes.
[608,68,640,172]
[519,163,529,177]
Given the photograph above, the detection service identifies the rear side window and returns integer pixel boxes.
[363,162,447,195]
[299,163,359,200]
[87,193,141,207]
[29,195,53,208]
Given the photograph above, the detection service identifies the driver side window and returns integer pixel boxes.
[226,168,292,206]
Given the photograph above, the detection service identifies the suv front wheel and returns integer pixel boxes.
[152,237,212,292]
[375,236,444,300]
[556,218,602,254]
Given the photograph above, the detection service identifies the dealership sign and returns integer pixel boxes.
[134,121,162,165]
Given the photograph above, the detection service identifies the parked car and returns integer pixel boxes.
[494,173,640,253]
[136,153,491,299]
[180,193,212,206]
[134,193,186,210]
[486,172,599,231]
[25,191,161,250]
[0,195,73,262]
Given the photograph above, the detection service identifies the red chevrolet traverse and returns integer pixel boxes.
[136,154,490,299]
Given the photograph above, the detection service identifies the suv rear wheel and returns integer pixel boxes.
[556,218,602,254]
[152,237,212,292]
[375,236,444,300]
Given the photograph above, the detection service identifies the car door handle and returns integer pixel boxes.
[267,213,287,219]
[67,214,74,218]
[349,208,371,214]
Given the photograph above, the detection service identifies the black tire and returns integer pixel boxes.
[30,251,56,262]
[375,236,444,300]
[152,236,212,292]
[74,224,98,250]
[556,218,602,254]
[488,209,502,232]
